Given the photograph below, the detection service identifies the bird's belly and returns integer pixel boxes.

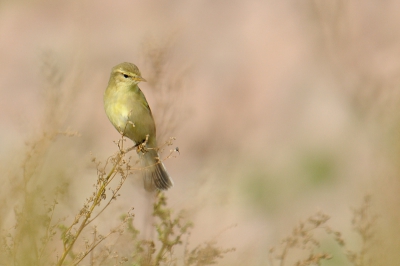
[104,93,156,146]
[105,103,126,125]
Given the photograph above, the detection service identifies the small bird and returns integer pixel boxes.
[104,62,173,191]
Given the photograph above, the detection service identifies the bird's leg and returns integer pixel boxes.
[119,116,137,153]
[136,134,150,154]
[120,135,150,154]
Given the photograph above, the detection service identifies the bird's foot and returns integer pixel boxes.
[136,142,148,154]
[136,134,150,154]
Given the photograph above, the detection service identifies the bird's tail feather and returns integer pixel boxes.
[142,149,173,191]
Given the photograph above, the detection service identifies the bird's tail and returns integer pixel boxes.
[141,149,173,191]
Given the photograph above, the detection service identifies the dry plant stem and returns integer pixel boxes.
[90,229,96,266]
[153,193,186,266]
[154,241,167,266]
[269,212,333,266]
[72,218,130,266]
[87,162,131,225]
[61,154,118,241]
[57,132,175,265]
[57,151,125,266]
[38,197,58,264]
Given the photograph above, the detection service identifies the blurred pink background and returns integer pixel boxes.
[1,1,400,264]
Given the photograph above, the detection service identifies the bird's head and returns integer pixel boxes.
[111,62,146,86]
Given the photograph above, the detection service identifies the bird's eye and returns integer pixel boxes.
[123,74,129,78]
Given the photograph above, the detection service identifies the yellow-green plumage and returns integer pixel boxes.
[104,62,173,191]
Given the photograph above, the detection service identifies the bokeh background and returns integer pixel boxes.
[1,0,400,265]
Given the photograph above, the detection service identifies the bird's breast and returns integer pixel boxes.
[104,90,134,130]
[104,85,156,146]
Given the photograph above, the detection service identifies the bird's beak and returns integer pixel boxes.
[134,76,147,82]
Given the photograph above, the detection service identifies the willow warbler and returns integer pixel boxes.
[104,62,173,191]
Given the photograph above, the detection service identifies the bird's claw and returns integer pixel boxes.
[136,142,148,154]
